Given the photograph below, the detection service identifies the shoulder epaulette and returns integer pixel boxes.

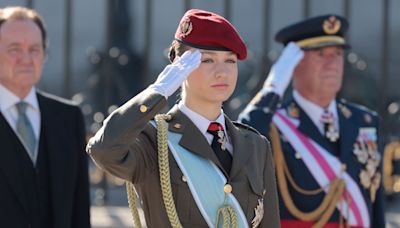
[232,121,261,135]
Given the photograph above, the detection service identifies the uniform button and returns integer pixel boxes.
[139,105,148,113]
[182,175,187,182]
[174,123,181,129]
[224,184,232,193]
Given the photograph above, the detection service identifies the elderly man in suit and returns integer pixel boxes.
[239,15,384,227]
[0,6,90,228]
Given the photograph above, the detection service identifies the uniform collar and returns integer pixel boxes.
[178,101,226,135]
[293,90,338,129]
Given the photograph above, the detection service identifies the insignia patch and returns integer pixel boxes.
[338,104,352,119]
[179,17,193,38]
[323,16,341,35]
[251,198,264,228]
[288,103,299,119]
[364,113,372,123]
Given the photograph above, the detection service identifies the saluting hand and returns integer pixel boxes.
[263,42,304,97]
[150,50,201,98]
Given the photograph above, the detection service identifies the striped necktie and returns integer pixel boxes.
[16,101,37,161]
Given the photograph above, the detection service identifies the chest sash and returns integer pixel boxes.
[273,110,369,227]
[151,121,249,228]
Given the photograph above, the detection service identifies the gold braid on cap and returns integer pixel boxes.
[270,124,350,228]
[296,36,345,49]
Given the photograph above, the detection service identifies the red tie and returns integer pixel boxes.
[207,122,232,174]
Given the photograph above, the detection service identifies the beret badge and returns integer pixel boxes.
[323,16,341,35]
[179,17,193,38]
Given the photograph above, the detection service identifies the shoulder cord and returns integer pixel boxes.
[126,182,142,228]
[126,113,182,228]
[155,114,183,228]
[127,114,239,228]
[216,204,239,228]
[270,124,349,228]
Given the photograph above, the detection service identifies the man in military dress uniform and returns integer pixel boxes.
[239,15,384,227]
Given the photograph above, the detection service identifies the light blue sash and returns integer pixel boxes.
[151,121,249,228]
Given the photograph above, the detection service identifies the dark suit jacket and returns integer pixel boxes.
[0,91,90,228]
[238,91,385,227]
[87,88,280,228]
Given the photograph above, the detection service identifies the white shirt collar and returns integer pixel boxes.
[0,83,39,112]
[178,101,226,135]
[293,90,338,133]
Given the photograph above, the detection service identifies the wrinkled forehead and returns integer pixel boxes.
[0,20,43,46]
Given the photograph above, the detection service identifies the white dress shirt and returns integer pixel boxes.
[293,90,339,135]
[178,101,233,154]
[0,83,41,163]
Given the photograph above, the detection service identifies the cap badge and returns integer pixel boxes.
[179,17,193,38]
[323,16,341,35]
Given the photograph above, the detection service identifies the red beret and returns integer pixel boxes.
[175,9,247,60]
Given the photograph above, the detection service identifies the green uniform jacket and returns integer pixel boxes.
[87,88,280,228]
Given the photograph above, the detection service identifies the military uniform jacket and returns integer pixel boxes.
[87,89,280,228]
[238,91,385,227]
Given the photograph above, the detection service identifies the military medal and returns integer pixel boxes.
[320,110,339,142]
[355,127,381,202]
[217,127,227,151]
[359,170,371,189]
[251,198,264,228]
[325,124,339,142]
[353,143,368,164]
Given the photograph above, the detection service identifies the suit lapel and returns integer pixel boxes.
[225,116,254,179]
[337,102,360,178]
[293,101,330,150]
[37,93,73,221]
[0,113,30,215]
[292,100,338,155]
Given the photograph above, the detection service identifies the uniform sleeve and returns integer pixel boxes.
[259,137,280,228]
[86,88,167,183]
[237,91,280,137]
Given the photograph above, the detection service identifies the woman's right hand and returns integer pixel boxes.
[150,50,201,98]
